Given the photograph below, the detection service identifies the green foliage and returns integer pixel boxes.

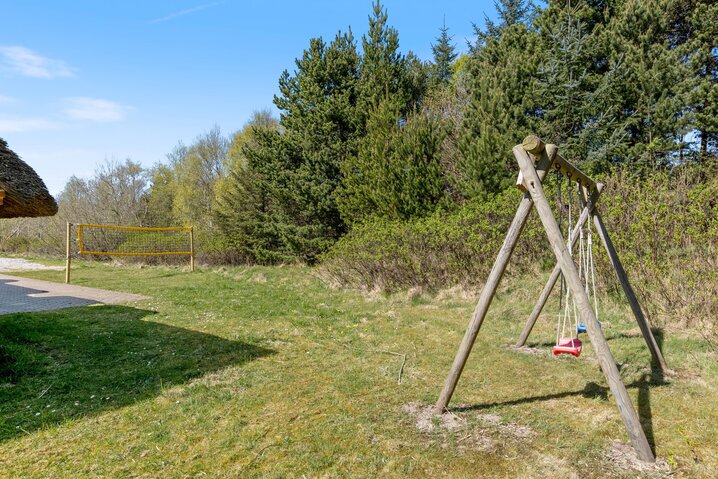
[357,1,417,117]
[213,112,290,264]
[169,126,228,229]
[326,165,718,332]
[673,0,718,157]
[458,17,540,200]
[590,0,692,168]
[5,0,718,274]
[338,104,448,225]
[597,164,718,326]
[430,22,458,87]
[325,187,547,290]
[145,163,176,227]
[242,31,362,263]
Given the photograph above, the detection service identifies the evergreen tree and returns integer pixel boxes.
[213,115,289,263]
[596,0,691,169]
[473,0,534,51]
[458,0,539,200]
[357,1,417,118]
[244,31,361,262]
[534,0,623,170]
[668,0,718,159]
[338,103,446,224]
[430,20,458,87]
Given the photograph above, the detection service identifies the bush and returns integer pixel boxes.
[596,166,718,329]
[321,187,549,291]
[322,165,718,333]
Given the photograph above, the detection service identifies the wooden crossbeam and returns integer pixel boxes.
[516,135,597,193]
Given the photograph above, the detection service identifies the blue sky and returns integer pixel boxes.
[1,1,497,194]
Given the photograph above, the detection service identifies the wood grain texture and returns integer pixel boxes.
[516,150,655,463]
[434,144,557,414]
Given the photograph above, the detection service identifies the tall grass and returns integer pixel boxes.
[322,166,718,335]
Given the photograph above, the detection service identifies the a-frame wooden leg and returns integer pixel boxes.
[592,211,668,373]
[515,184,604,347]
[516,149,655,462]
[433,144,557,414]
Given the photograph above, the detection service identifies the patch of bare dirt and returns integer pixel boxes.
[0,257,63,271]
[402,403,534,455]
[476,413,502,425]
[403,403,498,454]
[402,403,464,433]
[509,345,547,356]
[605,440,671,477]
[499,422,534,439]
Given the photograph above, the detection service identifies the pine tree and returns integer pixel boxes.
[430,20,458,87]
[458,1,539,200]
[668,0,718,159]
[243,31,361,262]
[338,103,446,224]
[473,0,534,51]
[534,0,618,169]
[596,0,691,169]
[357,1,417,118]
[689,1,718,158]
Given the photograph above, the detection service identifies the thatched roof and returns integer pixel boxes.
[0,138,58,218]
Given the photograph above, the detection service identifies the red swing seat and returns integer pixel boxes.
[553,337,582,357]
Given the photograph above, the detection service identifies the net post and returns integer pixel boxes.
[190,226,195,272]
[65,222,72,284]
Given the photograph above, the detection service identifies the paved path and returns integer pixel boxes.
[0,257,64,272]
[0,274,147,315]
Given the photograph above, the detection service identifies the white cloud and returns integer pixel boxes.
[0,46,74,78]
[150,2,219,24]
[64,97,131,122]
[0,118,57,133]
[0,95,16,104]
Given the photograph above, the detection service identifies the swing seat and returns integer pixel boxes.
[577,321,601,334]
[553,337,582,357]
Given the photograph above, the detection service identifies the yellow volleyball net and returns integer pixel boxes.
[65,223,194,283]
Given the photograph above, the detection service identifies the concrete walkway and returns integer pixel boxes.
[0,274,147,315]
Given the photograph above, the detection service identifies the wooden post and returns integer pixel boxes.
[189,226,195,272]
[515,184,604,347]
[592,212,668,373]
[434,141,557,414]
[65,222,72,284]
[516,149,655,462]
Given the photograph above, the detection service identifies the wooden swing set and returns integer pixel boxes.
[434,136,667,463]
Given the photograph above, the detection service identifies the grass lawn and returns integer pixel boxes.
[0,261,716,478]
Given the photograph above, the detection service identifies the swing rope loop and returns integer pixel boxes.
[554,175,600,355]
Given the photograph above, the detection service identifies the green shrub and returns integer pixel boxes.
[322,187,549,291]
[322,165,718,332]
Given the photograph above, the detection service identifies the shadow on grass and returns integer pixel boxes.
[637,327,666,455]
[460,329,668,455]
[0,305,273,442]
[525,331,648,349]
[454,377,668,412]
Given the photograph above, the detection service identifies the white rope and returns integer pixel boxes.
[588,224,599,321]
[557,183,580,344]
[555,180,604,346]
